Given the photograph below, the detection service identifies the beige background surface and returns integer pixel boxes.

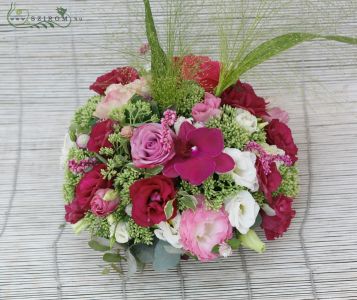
[0,1,356,299]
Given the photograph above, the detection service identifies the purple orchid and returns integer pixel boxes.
[163,122,234,185]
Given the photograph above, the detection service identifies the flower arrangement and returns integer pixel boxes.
[62,0,356,275]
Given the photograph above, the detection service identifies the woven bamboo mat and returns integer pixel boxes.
[0,1,356,299]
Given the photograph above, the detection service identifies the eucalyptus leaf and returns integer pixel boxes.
[252,213,262,228]
[88,240,111,252]
[227,238,240,250]
[131,243,155,264]
[101,267,110,275]
[126,249,138,277]
[211,245,219,254]
[145,165,164,176]
[153,240,181,272]
[103,253,123,263]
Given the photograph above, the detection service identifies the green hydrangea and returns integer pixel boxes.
[203,174,242,210]
[85,213,111,239]
[274,165,299,198]
[70,96,101,137]
[67,147,91,161]
[101,155,128,180]
[127,219,154,245]
[206,105,251,149]
[114,167,141,209]
[252,191,266,207]
[63,169,81,204]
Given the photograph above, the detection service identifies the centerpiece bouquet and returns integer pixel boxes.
[62,0,356,275]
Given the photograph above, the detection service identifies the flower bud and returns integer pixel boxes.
[103,189,119,202]
[239,229,266,254]
[115,222,130,244]
[219,243,233,258]
[120,126,134,138]
[76,134,90,149]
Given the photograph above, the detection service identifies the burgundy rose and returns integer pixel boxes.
[129,175,177,227]
[75,164,112,211]
[65,200,86,224]
[91,188,119,217]
[221,81,268,117]
[180,55,220,93]
[87,120,115,153]
[261,195,296,240]
[266,119,298,163]
[89,67,139,95]
[256,159,282,203]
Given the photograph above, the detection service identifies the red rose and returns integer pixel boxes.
[129,175,177,227]
[89,67,139,95]
[256,159,282,203]
[87,120,115,153]
[221,81,268,117]
[180,55,220,93]
[261,195,296,240]
[65,200,86,224]
[266,119,298,163]
[64,164,112,224]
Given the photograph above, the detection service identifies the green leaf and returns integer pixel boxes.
[153,240,181,272]
[131,243,155,264]
[144,165,163,176]
[143,0,168,77]
[252,213,262,228]
[227,238,240,250]
[103,253,123,263]
[126,249,138,277]
[178,191,197,210]
[101,267,110,275]
[211,245,219,254]
[217,33,357,95]
[88,240,111,252]
[164,200,174,220]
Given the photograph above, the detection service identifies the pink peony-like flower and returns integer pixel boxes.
[191,92,222,122]
[179,200,232,261]
[261,195,296,240]
[131,123,176,168]
[163,122,234,185]
[263,107,289,124]
[90,188,119,217]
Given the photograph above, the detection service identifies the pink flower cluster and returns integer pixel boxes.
[68,157,97,174]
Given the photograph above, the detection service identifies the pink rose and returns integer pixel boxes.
[90,188,119,217]
[179,199,232,261]
[130,123,175,168]
[263,107,289,124]
[191,93,222,122]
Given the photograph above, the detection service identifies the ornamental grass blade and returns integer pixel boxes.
[143,0,168,78]
[216,32,357,95]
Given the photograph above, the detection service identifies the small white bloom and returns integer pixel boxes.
[60,133,75,168]
[76,134,90,149]
[235,108,258,134]
[154,214,182,249]
[125,204,133,216]
[261,203,276,216]
[114,222,130,244]
[224,148,259,191]
[219,243,233,258]
[224,190,260,234]
[174,117,193,134]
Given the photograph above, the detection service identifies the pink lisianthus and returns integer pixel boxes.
[130,123,175,168]
[191,93,222,122]
[163,122,234,185]
[90,188,119,217]
[179,199,232,261]
[263,107,289,124]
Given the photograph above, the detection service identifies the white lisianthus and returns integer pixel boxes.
[154,214,182,249]
[235,108,258,134]
[108,216,130,244]
[224,148,259,191]
[224,190,260,234]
